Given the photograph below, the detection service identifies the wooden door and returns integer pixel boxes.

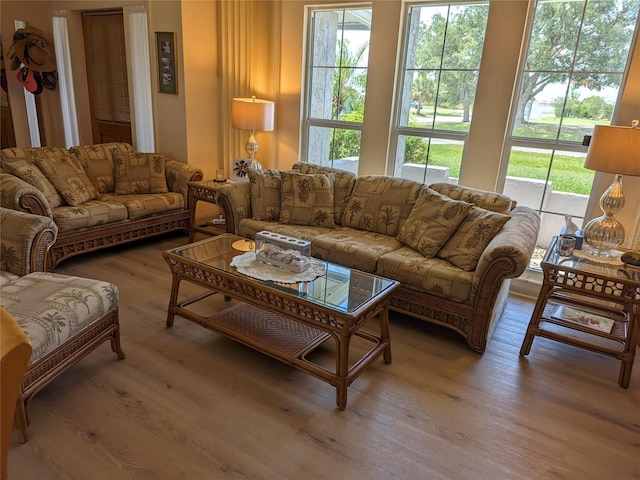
[82,10,132,145]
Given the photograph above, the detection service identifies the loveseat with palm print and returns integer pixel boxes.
[215,162,540,353]
[0,143,202,268]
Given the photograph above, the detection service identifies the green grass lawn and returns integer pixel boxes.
[419,144,595,195]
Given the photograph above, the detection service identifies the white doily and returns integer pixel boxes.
[230,251,326,282]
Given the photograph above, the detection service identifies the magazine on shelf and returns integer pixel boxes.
[551,306,615,334]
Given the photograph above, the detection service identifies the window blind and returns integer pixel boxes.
[83,11,130,124]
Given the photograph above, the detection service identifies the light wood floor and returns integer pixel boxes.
[7,234,640,479]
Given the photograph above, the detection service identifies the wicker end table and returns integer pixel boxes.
[163,234,399,409]
[520,236,640,388]
[187,179,231,242]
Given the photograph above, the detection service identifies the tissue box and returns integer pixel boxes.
[559,226,584,249]
[254,231,311,273]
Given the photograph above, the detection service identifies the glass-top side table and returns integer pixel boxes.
[520,236,640,388]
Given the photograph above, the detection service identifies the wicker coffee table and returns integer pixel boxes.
[163,234,399,409]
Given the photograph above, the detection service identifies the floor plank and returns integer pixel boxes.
[7,233,640,479]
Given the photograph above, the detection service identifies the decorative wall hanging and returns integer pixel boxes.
[155,32,177,95]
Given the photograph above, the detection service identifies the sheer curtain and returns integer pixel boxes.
[124,5,154,152]
[52,11,79,148]
[14,20,41,147]
[217,0,279,168]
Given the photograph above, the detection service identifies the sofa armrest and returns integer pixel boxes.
[0,207,58,275]
[0,173,52,217]
[165,160,204,202]
[215,182,251,235]
[475,206,541,282]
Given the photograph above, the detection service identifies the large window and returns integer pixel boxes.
[393,2,489,183]
[505,0,640,249]
[303,7,371,173]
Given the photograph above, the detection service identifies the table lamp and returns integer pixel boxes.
[583,120,640,257]
[231,96,275,160]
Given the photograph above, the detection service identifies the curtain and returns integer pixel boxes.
[217,0,279,169]
[52,11,79,148]
[14,20,41,147]
[124,5,154,152]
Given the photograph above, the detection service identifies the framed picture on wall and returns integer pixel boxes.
[156,32,178,95]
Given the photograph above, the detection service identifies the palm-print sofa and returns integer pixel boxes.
[0,143,203,269]
[0,207,124,442]
[215,162,540,352]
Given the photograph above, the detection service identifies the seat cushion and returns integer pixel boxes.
[0,272,119,364]
[312,228,403,273]
[376,246,474,303]
[99,193,184,220]
[52,201,129,233]
[279,172,336,228]
[237,219,332,242]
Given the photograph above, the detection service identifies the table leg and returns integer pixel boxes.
[166,274,182,327]
[519,284,553,356]
[188,194,197,243]
[335,332,350,410]
[381,306,392,364]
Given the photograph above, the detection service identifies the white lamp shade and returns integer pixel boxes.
[231,97,275,132]
[584,125,640,176]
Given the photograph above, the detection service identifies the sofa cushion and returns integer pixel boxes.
[376,246,474,303]
[114,151,169,195]
[0,272,118,364]
[70,143,133,194]
[293,163,356,225]
[279,172,336,228]
[438,207,511,271]
[99,192,184,220]
[35,154,99,206]
[429,183,514,214]
[341,176,423,236]
[237,219,332,242]
[248,169,282,221]
[397,188,472,258]
[312,228,403,273]
[0,158,65,208]
[52,201,129,233]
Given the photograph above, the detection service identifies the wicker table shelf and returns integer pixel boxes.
[520,236,640,388]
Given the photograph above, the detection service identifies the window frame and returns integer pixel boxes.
[301,4,373,167]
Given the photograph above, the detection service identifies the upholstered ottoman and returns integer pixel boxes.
[0,271,124,442]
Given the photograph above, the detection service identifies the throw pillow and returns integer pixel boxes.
[293,163,356,225]
[35,154,99,206]
[279,172,336,228]
[248,169,282,221]
[1,158,65,208]
[69,144,132,194]
[113,152,168,195]
[397,188,473,258]
[438,207,511,271]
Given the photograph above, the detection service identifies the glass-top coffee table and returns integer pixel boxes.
[163,234,399,409]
